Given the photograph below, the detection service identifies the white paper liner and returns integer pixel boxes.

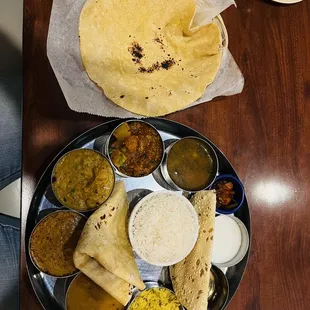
[190,0,236,29]
[47,0,243,118]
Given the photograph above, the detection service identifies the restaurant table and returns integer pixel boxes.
[21,0,310,309]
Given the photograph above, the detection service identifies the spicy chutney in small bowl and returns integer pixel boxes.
[161,137,218,192]
[52,149,115,212]
[29,210,87,278]
[211,174,245,214]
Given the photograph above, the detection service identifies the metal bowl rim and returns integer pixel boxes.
[105,119,165,178]
[210,265,230,309]
[28,209,87,279]
[51,148,116,212]
[160,136,219,192]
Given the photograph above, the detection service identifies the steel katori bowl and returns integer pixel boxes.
[105,119,165,178]
[51,148,115,213]
[160,136,219,192]
[28,209,87,279]
[208,265,229,310]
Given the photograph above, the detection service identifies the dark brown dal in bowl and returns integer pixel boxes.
[29,210,87,277]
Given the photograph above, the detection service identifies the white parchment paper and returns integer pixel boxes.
[47,0,243,118]
[191,0,236,28]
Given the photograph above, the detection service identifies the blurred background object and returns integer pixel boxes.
[0,0,22,219]
[0,0,22,309]
[272,0,302,4]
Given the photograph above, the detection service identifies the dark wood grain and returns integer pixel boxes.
[21,0,310,309]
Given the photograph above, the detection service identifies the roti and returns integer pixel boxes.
[169,190,216,310]
[79,0,222,116]
[73,181,145,305]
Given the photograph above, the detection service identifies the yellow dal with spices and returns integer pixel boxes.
[52,149,114,211]
[66,273,124,310]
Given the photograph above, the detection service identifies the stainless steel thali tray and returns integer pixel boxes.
[25,118,251,310]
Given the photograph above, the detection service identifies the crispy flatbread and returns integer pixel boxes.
[73,181,145,305]
[79,0,222,116]
[170,190,216,310]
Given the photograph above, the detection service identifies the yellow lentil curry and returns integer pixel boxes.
[167,138,215,191]
[52,149,114,211]
[109,122,163,177]
[66,273,124,310]
[30,211,86,277]
[128,288,182,310]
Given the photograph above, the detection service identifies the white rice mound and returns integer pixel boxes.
[130,191,199,266]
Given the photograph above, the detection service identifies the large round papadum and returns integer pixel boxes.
[79,0,222,116]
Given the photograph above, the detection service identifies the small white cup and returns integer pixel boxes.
[212,215,249,268]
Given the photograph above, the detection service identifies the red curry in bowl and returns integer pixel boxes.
[108,121,164,177]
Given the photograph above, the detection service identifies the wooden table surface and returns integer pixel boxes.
[21,0,310,309]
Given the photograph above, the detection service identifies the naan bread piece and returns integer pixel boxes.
[170,191,216,310]
[79,0,222,116]
[74,181,145,305]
